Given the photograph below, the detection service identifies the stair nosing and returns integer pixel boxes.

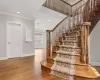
[56,51,80,56]
[59,45,81,49]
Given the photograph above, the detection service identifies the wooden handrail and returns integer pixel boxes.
[52,16,68,31]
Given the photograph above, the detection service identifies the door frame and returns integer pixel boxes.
[6,21,23,59]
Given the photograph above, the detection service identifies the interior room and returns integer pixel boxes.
[0,0,100,80]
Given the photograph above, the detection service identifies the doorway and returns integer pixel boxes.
[6,22,22,58]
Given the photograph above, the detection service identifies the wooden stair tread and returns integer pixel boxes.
[59,45,81,49]
[64,35,81,38]
[40,60,52,69]
[65,30,81,33]
[55,56,88,66]
[56,50,80,56]
[62,40,80,42]
[47,57,88,66]
[66,27,81,30]
[41,60,100,78]
[56,40,81,43]
[75,66,100,78]
[51,65,74,75]
[56,40,80,42]
[60,35,81,38]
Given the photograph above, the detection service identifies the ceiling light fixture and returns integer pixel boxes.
[17,12,20,14]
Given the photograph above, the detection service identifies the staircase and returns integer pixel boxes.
[50,23,96,80]
[41,0,100,80]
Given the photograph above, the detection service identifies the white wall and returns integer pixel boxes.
[90,20,100,66]
[0,14,35,59]
[35,29,46,48]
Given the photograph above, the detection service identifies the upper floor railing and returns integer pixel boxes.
[43,0,88,15]
[43,0,72,15]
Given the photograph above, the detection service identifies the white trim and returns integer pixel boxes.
[0,53,34,60]
[0,11,35,20]
[21,53,35,57]
[6,21,23,59]
[90,62,100,66]
[0,57,8,60]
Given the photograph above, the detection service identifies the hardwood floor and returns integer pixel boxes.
[0,49,99,80]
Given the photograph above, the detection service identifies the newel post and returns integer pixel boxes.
[81,22,91,64]
[46,30,52,59]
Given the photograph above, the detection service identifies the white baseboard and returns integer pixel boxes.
[21,53,35,57]
[90,62,100,66]
[0,53,34,60]
[0,57,8,60]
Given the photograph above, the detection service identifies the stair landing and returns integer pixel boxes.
[41,60,100,80]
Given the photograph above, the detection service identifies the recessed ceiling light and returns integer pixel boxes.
[48,20,50,22]
[17,12,20,14]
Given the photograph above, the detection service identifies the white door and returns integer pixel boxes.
[7,23,22,58]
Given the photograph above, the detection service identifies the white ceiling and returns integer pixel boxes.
[35,7,66,30]
[0,0,46,20]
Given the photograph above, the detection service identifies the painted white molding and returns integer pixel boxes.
[0,53,34,60]
[0,57,8,60]
[90,62,100,66]
[21,53,35,57]
[0,11,35,20]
